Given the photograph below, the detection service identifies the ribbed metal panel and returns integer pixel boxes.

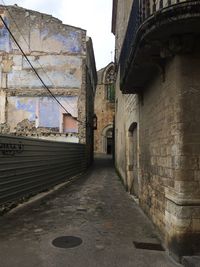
[0,135,87,205]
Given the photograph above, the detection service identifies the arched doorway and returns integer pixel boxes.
[106,128,113,154]
[127,122,139,197]
[102,124,113,154]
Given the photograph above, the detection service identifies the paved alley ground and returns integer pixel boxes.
[0,154,182,267]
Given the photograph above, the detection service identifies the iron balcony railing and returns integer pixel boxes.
[140,0,192,22]
[119,0,195,90]
[119,0,140,84]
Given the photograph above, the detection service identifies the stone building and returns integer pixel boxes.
[112,0,200,261]
[94,62,115,154]
[0,5,97,150]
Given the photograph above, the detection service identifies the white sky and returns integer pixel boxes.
[1,0,115,70]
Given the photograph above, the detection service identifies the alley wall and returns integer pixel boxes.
[113,0,200,259]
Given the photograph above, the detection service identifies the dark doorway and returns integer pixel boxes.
[107,137,113,154]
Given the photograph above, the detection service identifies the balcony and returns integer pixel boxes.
[119,0,200,93]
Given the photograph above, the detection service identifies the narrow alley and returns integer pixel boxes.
[0,155,181,267]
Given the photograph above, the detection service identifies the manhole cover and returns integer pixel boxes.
[133,241,165,251]
[52,236,83,248]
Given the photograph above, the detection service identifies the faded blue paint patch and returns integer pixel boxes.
[39,98,59,128]
[15,99,36,121]
[69,32,81,53]
[41,28,49,39]
[8,70,53,88]
[10,96,78,130]
[8,68,81,89]
[53,32,82,53]
[0,17,11,52]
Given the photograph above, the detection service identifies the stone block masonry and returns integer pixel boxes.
[112,0,200,260]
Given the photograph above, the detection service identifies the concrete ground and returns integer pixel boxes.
[0,154,182,267]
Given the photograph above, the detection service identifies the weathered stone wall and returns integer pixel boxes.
[0,5,87,143]
[139,58,180,237]
[138,54,200,258]
[114,0,138,185]
[115,74,139,189]
[94,63,115,154]
[165,55,200,258]
[113,0,200,259]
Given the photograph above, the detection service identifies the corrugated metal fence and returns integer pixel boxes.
[0,135,87,205]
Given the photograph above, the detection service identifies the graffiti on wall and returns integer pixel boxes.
[0,141,24,156]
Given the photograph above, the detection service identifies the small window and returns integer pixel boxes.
[106,83,115,102]
[105,66,115,103]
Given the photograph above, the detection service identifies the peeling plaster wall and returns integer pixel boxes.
[0,5,88,142]
[0,6,85,55]
[7,96,78,132]
[7,55,82,89]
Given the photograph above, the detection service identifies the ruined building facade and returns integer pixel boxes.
[94,62,115,154]
[112,0,200,261]
[0,5,97,147]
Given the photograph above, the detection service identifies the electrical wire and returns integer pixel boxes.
[0,6,84,125]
